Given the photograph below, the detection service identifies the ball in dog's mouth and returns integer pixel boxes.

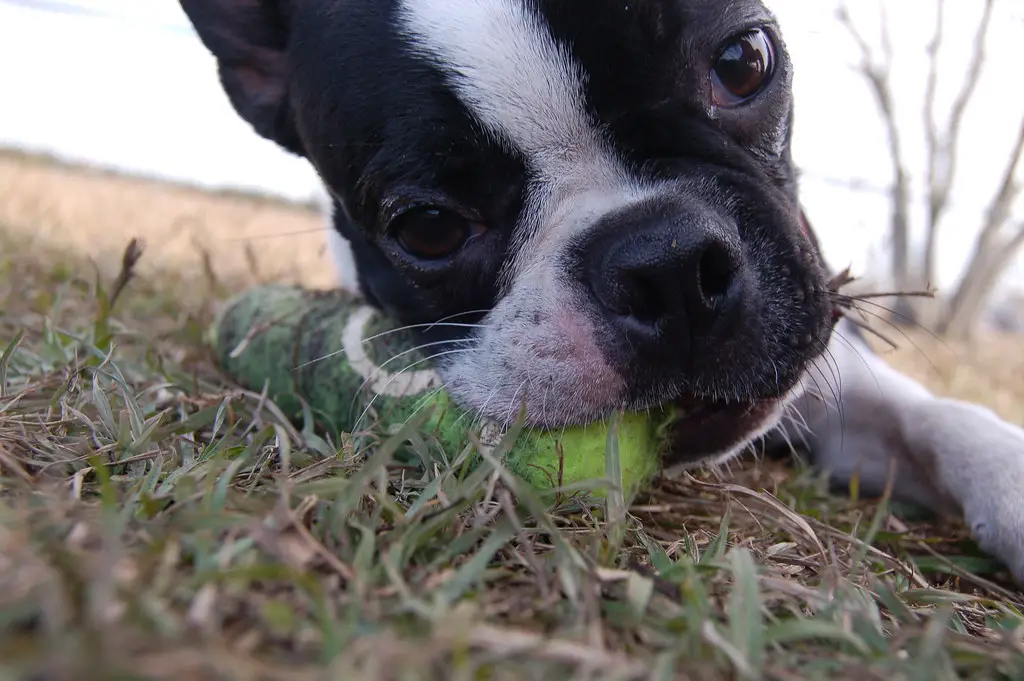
[663,396,782,467]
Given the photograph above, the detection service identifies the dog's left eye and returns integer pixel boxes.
[391,206,483,260]
[711,29,775,106]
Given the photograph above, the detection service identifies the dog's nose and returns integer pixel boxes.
[577,206,745,356]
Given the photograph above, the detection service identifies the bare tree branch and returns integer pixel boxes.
[836,4,875,66]
[837,2,914,299]
[923,0,944,174]
[939,116,1024,336]
[838,0,1020,336]
[922,0,996,284]
[940,224,1024,337]
[922,0,945,283]
[946,0,995,162]
[1009,222,1024,255]
[879,0,895,67]
[978,116,1024,248]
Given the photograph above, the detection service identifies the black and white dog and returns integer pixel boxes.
[180,0,1024,581]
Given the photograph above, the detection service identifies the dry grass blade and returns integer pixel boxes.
[108,237,145,310]
[463,624,647,676]
[685,474,828,562]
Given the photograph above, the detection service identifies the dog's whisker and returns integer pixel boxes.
[351,338,474,396]
[500,380,530,433]
[832,293,946,345]
[818,343,870,442]
[826,272,942,342]
[819,341,844,398]
[343,339,474,419]
[769,358,782,396]
[842,315,902,351]
[423,308,494,332]
[826,329,883,395]
[294,346,350,370]
[299,336,472,373]
[809,339,844,416]
[775,422,806,462]
[830,288,935,303]
[811,347,848,452]
[360,321,491,345]
[801,362,834,426]
[836,302,948,379]
[794,383,817,436]
[781,408,813,442]
[541,381,551,430]
[798,382,827,405]
[222,227,328,242]
[351,347,479,434]
[448,381,503,435]
[394,384,453,457]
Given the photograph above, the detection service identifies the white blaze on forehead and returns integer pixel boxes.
[395,0,673,424]
[396,0,630,191]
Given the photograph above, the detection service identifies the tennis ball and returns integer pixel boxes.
[504,411,667,492]
[392,389,668,495]
[209,284,670,494]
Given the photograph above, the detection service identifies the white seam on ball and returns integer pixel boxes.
[342,305,441,397]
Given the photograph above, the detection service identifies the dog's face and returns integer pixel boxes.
[182,0,834,465]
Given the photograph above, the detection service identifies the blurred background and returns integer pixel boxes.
[1,1,1023,344]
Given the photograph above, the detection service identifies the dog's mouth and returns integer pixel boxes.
[662,395,784,467]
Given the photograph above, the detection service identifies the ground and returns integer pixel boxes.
[2,150,1024,680]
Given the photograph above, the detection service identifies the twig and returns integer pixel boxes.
[463,624,647,676]
[108,238,145,311]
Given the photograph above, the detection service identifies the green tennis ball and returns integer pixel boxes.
[394,390,668,495]
[208,284,671,495]
[505,411,666,493]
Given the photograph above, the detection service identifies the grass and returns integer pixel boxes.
[2,154,1024,680]
[0,149,336,291]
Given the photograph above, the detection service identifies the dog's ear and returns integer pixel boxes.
[180,0,303,155]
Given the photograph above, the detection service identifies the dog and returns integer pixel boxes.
[179,0,1024,582]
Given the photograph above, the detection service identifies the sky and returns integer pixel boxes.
[0,0,1022,299]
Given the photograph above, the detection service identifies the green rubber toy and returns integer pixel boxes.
[209,284,675,495]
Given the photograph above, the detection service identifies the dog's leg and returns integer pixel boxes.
[784,318,1024,581]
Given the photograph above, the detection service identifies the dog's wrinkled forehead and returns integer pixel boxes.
[396,0,651,278]
[398,0,626,187]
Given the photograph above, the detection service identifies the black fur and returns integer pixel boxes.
[286,1,527,329]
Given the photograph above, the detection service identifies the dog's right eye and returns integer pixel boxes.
[390,206,483,260]
[711,29,775,107]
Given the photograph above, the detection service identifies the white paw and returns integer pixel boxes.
[965,500,1024,583]
[927,400,1024,582]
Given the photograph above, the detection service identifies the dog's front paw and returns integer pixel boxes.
[921,399,1024,583]
[964,498,1024,583]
